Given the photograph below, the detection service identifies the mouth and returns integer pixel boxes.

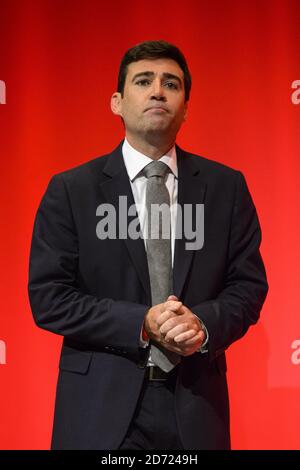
[144,106,169,113]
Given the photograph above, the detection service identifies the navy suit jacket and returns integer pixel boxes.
[28,140,268,449]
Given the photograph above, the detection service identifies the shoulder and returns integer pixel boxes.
[177,146,240,178]
[48,141,124,190]
[176,146,244,192]
[53,152,111,185]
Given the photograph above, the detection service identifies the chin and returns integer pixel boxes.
[146,122,170,131]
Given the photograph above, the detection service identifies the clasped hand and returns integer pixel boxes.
[144,295,206,357]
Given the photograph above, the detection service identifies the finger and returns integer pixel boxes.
[163,300,183,313]
[178,304,190,315]
[174,329,198,343]
[160,316,181,335]
[163,342,198,356]
[164,323,189,342]
[185,330,206,346]
[162,342,183,355]
[178,330,205,346]
[156,309,177,327]
[167,295,178,301]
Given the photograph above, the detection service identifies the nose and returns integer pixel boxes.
[150,79,166,100]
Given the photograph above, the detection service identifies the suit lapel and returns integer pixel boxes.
[98,141,151,302]
[173,145,207,300]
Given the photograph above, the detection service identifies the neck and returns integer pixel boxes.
[125,133,175,160]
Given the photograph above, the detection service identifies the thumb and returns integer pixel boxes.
[167,295,179,301]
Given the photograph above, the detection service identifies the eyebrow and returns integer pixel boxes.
[131,71,183,87]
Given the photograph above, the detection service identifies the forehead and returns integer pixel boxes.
[126,58,184,80]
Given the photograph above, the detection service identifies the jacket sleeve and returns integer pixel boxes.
[28,174,148,359]
[192,171,269,361]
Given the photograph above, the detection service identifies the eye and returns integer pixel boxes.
[136,79,150,86]
[164,82,178,89]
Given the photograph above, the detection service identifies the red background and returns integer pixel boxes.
[1,0,300,449]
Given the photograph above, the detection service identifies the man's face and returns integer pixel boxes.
[111,58,188,141]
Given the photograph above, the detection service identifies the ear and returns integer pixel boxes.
[183,101,188,121]
[111,92,122,116]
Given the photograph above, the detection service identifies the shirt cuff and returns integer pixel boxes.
[196,321,209,353]
[139,323,149,348]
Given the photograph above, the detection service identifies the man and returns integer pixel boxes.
[28,40,268,450]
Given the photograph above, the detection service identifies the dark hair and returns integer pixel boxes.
[117,40,192,102]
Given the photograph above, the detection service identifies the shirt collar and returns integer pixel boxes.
[122,137,178,182]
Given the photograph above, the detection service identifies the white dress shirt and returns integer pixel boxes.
[122,138,208,363]
[122,137,178,265]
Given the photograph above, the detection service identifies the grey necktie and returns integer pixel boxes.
[143,161,180,372]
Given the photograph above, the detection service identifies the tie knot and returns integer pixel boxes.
[143,161,170,179]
